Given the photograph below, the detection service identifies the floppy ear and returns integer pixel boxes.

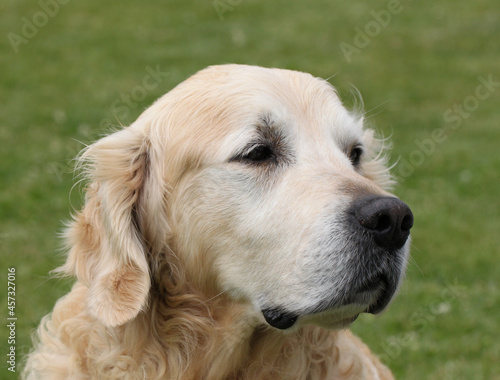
[59,124,161,327]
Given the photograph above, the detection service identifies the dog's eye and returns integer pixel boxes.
[349,146,363,166]
[241,144,274,163]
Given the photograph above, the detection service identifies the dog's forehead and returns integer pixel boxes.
[155,65,364,164]
[189,64,343,115]
[188,65,365,155]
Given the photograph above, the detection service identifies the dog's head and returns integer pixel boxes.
[64,64,413,330]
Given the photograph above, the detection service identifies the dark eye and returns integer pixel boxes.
[349,146,363,166]
[241,144,274,163]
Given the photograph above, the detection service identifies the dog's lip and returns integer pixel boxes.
[317,312,360,326]
[302,304,365,329]
[359,274,397,314]
[365,293,393,314]
[261,307,361,330]
[306,273,396,316]
[261,308,298,330]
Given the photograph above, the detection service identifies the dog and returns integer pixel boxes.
[24,64,413,379]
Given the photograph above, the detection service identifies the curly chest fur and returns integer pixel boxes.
[26,282,392,380]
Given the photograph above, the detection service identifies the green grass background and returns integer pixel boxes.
[1,0,499,379]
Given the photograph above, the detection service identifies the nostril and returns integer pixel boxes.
[401,213,414,232]
[375,213,392,233]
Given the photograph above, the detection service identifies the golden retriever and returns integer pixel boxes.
[24,64,413,379]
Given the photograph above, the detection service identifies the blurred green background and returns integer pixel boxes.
[1,0,499,379]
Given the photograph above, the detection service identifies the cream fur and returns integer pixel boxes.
[24,65,406,379]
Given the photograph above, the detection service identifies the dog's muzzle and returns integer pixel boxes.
[261,196,413,330]
[347,195,413,313]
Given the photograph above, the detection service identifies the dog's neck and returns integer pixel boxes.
[141,272,356,380]
[47,279,379,379]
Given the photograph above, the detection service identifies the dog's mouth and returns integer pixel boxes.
[358,274,396,314]
[343,273,396,313]
[261,273,397,330]
[261,307,361,330]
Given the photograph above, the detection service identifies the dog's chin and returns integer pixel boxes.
[301,304,365,330]
[262,304,365,331]
[261,276,400,331]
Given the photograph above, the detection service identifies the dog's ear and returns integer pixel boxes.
[59,123,165,327]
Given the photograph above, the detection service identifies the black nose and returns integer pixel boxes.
[350,196,413,251]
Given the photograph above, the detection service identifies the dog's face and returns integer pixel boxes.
[157,65,414,330]
[74,65,412,329]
